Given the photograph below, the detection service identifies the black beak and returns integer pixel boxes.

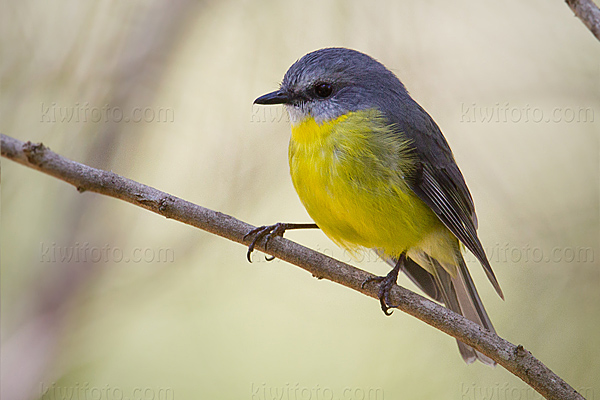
[254,89,290,105]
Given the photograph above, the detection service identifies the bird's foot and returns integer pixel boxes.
[244,223,319,262]
[244,223,289,262]
[361,253,405,315]
[361,271,399,315]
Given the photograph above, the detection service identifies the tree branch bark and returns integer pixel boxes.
[566,0,600,41]
[1,133,585,400]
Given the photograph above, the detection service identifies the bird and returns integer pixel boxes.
[247,47,503,365]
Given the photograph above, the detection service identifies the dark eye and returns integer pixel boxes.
[314,82,333,98]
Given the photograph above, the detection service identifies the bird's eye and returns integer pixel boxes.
[314,82,333,98]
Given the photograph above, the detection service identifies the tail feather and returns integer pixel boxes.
[381,251,497,366]
[375,250,443,302]
[438,255,496,366]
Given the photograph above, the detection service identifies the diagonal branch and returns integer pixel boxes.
[566,0,600,41]
[1,133,585,400]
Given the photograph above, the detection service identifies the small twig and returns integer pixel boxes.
[566,0,600,41]
[1,133,585,400]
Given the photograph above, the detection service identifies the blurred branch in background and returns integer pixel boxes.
[565,0,600,41]
[0,2,200,399]
[1,133,587,400]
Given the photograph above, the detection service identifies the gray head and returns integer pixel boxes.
[254,48,410,125]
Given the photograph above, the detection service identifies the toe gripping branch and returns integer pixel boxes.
[244,222,403,317]
[361,252,406,316]
[244,223,319,262]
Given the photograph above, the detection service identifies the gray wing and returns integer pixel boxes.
[386,96,503,299]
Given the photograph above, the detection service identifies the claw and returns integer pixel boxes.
[244,222,319,262]
[244,223,287,263]
[362,275,396,315]
[361,253,406,316]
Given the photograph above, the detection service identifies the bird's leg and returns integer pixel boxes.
[361,252,406,316]
[244,223,319,262]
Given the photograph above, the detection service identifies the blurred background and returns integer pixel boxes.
[1,1,598,399]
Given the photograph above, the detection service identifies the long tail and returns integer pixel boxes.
[381,251,496,366]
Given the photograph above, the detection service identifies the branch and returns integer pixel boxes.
[1,133,585,400]
[566,0,600,41]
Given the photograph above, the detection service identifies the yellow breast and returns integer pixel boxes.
[288,109,442,257]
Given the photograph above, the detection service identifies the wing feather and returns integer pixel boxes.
[386,98,503,299]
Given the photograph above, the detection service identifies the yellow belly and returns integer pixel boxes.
[288,110,450,260]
